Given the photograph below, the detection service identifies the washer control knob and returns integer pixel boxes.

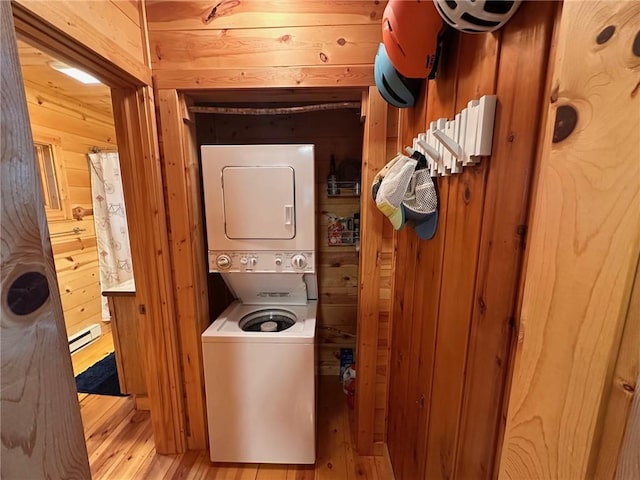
[216,254,232,269]
[240,257,248,265]
[249,257,258,267]
[291,254,307,270]
[275,257,283,266]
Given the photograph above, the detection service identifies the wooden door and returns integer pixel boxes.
[499,2,640,478]
[0,3,90,478]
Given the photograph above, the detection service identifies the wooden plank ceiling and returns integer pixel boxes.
[17,39,113,117]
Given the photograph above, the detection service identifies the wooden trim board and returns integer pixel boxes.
[154,65,374,90]
[156,89,210,450]
[355,86,387,455]
[112,86,187,454]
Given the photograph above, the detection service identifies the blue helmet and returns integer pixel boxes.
[374,43,421,109]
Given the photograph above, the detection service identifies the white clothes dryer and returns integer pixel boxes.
[202,300,317,464]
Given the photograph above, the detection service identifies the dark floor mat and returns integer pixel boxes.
[75,352,127,396]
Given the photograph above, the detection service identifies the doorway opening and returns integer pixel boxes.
[15,38,147,407]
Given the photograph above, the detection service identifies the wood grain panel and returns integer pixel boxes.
[157,89,210,450]
[113,0,141,27]
[106,295,146,395]
[456,5,557,479]
[58,279,100,311]
[63,297,103,332]
[13,0,150,85]
[23,80,114,126]
[146,0,385,30]
[593,259,640,479]
[53,248,100,274]
[1,3,90,475]
[387,6,559,478]
[388,36,458,479]
[26,101,115,142]
[355,87,387,455]
[151,25,379,70]
[616,373,640,479]
[499,2,640,478]
[421,32,499,480]
[52,235,97,256]
[112,86,187,454]
[32,125,115,154]
[373,105,399,445]
[154,65,374,90]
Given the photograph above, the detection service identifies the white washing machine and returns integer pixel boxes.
[200,144,317,464]
[202,298,317,464]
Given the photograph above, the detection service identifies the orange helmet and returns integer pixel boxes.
[382,0,443,79]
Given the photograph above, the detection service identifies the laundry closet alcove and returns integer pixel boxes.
[156,87,396,454]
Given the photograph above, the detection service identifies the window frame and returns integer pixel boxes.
[32,132,70,221]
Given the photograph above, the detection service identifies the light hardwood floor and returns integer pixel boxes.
[72,325,115,376]
[73,336,393,479]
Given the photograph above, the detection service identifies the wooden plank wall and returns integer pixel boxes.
[21,76,116,338]
[13,0,150,84]
[386,3,557,479]
[195,108,364,376]
[145,1,384,89]
[500,2,640,478]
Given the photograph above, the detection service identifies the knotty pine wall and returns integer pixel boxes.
[386,3,557,479]
[145,1,383,90]
[13,0,151,84]
[195,109,364,374]
[22,80,117,338]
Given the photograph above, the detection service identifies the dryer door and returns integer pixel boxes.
[222,166,295,239]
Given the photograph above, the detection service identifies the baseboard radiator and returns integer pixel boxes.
[69,323,102,354]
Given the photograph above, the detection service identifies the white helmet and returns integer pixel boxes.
[432,0,521,33]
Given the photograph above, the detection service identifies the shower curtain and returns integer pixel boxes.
[88,152,133,321]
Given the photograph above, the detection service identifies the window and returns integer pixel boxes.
[32,133,69,220]
[34,142,61,210]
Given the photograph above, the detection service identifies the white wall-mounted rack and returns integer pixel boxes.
[409,95,497,177]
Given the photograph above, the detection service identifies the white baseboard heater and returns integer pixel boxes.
[69,323,102,354]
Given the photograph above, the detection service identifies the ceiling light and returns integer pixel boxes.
[49,61,101,85]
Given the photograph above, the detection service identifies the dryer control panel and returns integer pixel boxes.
[208,251,315,274]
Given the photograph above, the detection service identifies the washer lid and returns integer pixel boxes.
[202,301,317,343]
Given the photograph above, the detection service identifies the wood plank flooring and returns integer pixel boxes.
[78,374,393,479]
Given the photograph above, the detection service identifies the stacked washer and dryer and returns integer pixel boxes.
[200,144,317,464]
